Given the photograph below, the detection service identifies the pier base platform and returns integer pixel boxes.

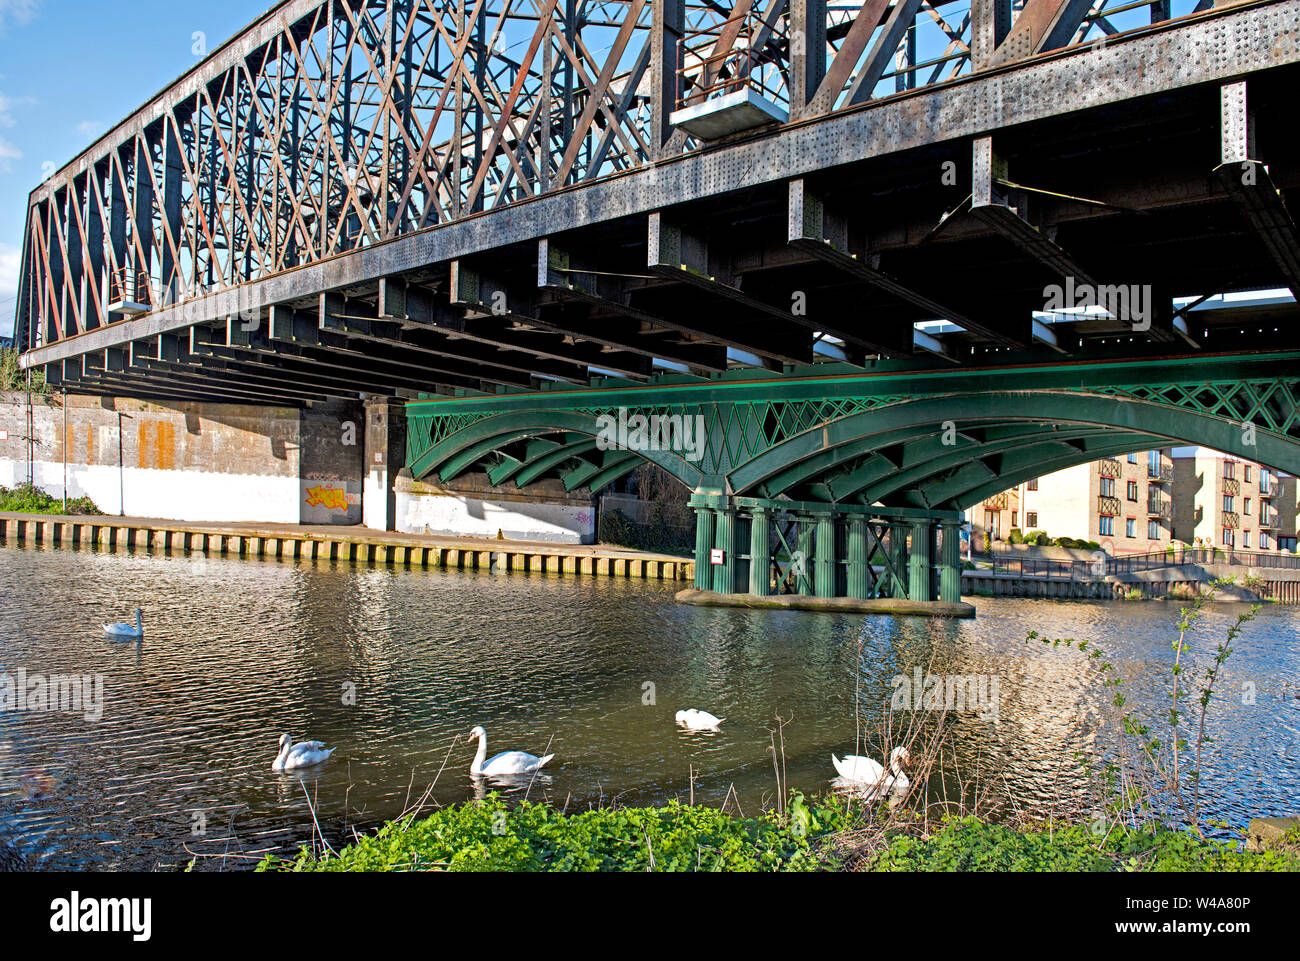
[675,588,976,618]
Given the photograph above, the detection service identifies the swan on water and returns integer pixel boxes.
[832,746,910,794]
[103,609,143,639]
[271,734,336,772]
[468,725,554,776]
[675,709,724,732]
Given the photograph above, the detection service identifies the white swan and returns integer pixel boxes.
[675,709,724,732]
[271,734,335,772]
[468,725,554,776]
[103,608,143,639]
[832,746,910,794]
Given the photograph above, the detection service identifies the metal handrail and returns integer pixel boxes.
[1110,547,1300,573]
[677,10,790,110]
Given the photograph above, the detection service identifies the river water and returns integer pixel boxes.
[1,542,1298,870]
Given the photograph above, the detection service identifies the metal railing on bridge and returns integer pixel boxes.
[981,551,1099,581]
[1108,547,1300,574]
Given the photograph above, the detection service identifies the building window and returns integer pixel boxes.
[1244,465,1251,483]
[1244,497,1251,516]
[1099,515,1114,536]
[1127,481,1138,501]
[1222,528,1234,547]
[1128,453,1138,464]
[1126,518,1136,537]
[1223,494,1234,512]
[1026,512,1038,527]
[1261,532,1271,550]
[1243,530,1251,548]
[1148,519,1160,539]
[1224,460,1236,480]
[1011,511,1018,528]
[1148,450,1160,477]
[1100,477,1115,497]
[1026,478,1038,491]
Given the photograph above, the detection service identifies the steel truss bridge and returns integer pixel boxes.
[14,0,1300,604]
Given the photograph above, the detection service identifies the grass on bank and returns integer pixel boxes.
[0,483,102,516]
[256,795,1300,873]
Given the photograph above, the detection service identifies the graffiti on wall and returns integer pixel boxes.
[301,480,361,526]
[305,486,349,511]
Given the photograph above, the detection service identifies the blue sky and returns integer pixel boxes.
[0,0,270,335]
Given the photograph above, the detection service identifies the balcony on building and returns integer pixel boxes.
[1098,457,1122,478]
[1146,495,1171,518]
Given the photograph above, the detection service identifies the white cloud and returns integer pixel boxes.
[0,135,19,172]
[1,241,20,301]
[0,0,41,30]
[76,119,104,141]
[0,91,25,126]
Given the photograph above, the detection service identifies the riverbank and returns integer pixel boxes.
[0,511,695,582]
[256,796,1300,872]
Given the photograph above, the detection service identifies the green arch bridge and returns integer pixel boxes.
[408,352,1300,603]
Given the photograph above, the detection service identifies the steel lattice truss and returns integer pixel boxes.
[14,0,1212,352]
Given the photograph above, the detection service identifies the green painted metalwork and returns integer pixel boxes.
[405,354,1300,523]
[939,521,962,604]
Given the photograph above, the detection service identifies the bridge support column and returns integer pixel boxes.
[713,507,737,594]
[814,510,836,598]
[909,520,934,602]
[846,516,869,599]
[363,397,407,532]
[891,526,909,599]
[694,506,715,590]
[939,520,963,604]
[749,506,771,596]
[795,516,815,595]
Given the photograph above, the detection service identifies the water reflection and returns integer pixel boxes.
[0,541,1298,869]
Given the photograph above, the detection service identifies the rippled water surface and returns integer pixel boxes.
[2,542,1299,870]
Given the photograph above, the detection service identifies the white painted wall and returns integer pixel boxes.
[2,458,300,523]
[396,490,595,544]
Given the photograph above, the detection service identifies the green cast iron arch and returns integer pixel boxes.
[938,435,1171,509]
[729,390,1300,500]
[408,409,705,491]
[848,427,1168,506]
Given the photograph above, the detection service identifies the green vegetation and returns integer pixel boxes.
[1004,527,1099,550]
[1027,577,1261,835]
[597,504,693,556]
[868,817,1300,872]
[257,796,1299,873]
[0,482,102,516]
[259,793,850,872]
[0,347,48,394]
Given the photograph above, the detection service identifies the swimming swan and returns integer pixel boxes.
[832,746,910,792]
[103,609,143,639]
[675,709,724,732]
[468,725,554,776]
[271,734,335,772]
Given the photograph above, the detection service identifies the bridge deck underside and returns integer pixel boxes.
[15,1,1300,409]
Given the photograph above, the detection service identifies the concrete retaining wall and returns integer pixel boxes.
[394,469,597,544]
[0,391,363,525]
